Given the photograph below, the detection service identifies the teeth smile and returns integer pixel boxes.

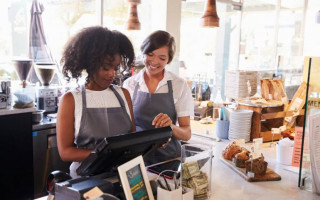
[149,65,157,69]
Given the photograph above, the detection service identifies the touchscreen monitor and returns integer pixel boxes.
[77,126,172,176]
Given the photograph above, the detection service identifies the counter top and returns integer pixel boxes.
[191,119,217,140]
[32,115,57,131]
[189,120,320,200]
[0,107,37,116]
[34,120,320,200]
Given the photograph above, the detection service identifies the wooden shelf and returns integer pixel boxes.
[237,103,304,142]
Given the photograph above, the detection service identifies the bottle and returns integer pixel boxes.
[5,81,12,109]
[214,87,223,107]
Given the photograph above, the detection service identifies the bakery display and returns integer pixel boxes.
[245,154,268,175]
[220,141,280,182]
[222,141,242,160]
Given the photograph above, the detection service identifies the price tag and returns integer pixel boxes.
[253,138,263,144]
[251,151,261,159]
[253,138,263,150]
[289,97,303,111]
[247,171,254,178]
[234,139,245,146]
[285,116,293,122]
[279,125,287,132]
[271,128,280,134]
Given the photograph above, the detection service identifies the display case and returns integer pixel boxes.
[298,57,320,195]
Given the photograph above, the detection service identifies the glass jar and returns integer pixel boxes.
[181,144,213,200]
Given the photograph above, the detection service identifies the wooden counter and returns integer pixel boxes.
[0,106,36,116]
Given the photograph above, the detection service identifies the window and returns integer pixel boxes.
[180,0,242,98]
[0,0,98,81]
[239,1,277,70]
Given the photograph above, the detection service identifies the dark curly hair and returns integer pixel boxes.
[140,30,176,64]
[60,26,135,82]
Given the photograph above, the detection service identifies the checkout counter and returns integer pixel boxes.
[48,127,173,200]
[32,115,71,198]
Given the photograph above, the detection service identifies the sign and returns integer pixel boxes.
[291,127,307,167]
[308,97,320,109]
[126,165,149,200]
[118,156,154,200]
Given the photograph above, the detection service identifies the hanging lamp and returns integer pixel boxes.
[201,0,219,28]
[126,0,141,30]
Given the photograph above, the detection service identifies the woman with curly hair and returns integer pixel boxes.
[56,26,135,178]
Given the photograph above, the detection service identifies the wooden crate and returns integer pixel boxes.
[237,103,304,142]
[283,82,307,129]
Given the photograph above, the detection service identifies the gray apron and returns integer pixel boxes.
[70,85,132,177]
[133,80,180,166]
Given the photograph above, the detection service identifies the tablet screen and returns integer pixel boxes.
[146,160,181,179]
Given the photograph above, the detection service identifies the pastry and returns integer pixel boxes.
[245,154,268,175]
[234,150,249,168]
[222,141,242,160]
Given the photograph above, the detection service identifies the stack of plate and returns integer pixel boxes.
[225,70,258,99]
[228,109,253,142]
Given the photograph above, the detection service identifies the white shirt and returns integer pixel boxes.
[123,68,194,118]
[70,85,131,139]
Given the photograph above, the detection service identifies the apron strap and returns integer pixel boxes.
[167,80,177,124]
[110,85,134,132]
[132,82,140,103]
[81,85,87,109]
[167,80,173,96]
[109,85,126,109]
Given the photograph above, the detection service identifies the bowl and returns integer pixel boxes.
[32,110,45,123]
[34,63,56,86]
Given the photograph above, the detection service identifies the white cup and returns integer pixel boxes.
[276,143,294,165]
[157,183,182,200]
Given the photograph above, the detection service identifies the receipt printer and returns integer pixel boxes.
[55,175,122,200]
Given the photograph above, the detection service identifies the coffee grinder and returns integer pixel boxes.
[34,63,58,113]
[12,59,33,88]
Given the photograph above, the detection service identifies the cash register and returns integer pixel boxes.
[49,126,172,200]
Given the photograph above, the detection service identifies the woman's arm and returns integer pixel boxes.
[152,114,191,141]
[56,92,92,162]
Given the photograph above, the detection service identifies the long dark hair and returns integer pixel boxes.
[60,26,135,82]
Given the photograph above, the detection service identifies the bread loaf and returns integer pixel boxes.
[245,154,268,175]
[222,141,242,160]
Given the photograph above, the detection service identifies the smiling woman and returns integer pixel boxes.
[123,30,194,166]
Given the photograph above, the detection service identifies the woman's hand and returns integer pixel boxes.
[152,113,172,128]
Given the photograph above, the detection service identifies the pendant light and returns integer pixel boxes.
[126,0,141,30]
[201,0,219,28]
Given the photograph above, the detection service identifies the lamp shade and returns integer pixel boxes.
[201,0,219,28]
[126,0,141,30]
